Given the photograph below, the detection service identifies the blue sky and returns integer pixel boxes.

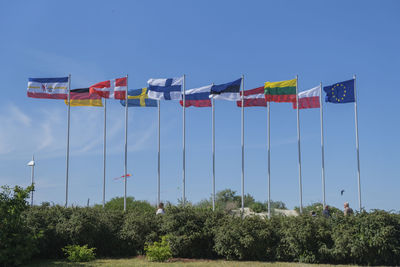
[0,0,399,211]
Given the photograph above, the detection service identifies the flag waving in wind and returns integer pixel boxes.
[27,77,69,99]
[65,88,103,107]
[147,77,183,100]
[237,86,267,107]
[292,85,320,109]
[264,79,297,103]
[89,77,127,100]
[210,78,242,101]
[180,84,212,107]
[120,88,157,107]
[323,79,355,103]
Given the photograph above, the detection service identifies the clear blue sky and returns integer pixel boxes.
[0,0,399,211]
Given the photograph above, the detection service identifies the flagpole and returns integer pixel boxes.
[267,100,271,219]
[212,90,216,211]
[65,74,71,208]
[157,100,161,206]
[102,98,107,208]
[296,75,303,214]
[30,155,35,206]
[241,75,245,214]
[319,83,326,208]
[124,75,128,212]
[354,74,362,211]
[182,74,186,205]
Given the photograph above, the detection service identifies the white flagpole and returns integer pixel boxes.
[296,75,303,214]
[124,75,128,211]
[319,83,326,207]
[182,74,186,205]
[241,75,245,213]
[65,74,71,208]
[354,74,362,211]
[212,90,216,211]
[157,100,161,206]
[30,155,35,206]
[102,98,107,208]
[267,100,271,219]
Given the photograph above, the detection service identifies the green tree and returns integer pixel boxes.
[100,197,155,213]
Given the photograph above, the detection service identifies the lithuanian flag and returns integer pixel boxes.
[264,79,297,103]
[64,88,103,107]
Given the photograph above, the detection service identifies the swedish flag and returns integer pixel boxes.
[323,79,355,103]
[120,88,157,107]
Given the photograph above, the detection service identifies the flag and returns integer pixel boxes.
[180,84,212,107]
[64,88,103,107]
[27,77,69,99]
[89,77,127,100]
[323,79,355,103]
[264,79,297,103]
[120,88,157,107]
[236,86,267,107]
[209,78,242,101]
[292,85,320,109]
[147,77,183,100]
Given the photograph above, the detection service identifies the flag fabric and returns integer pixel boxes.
[180,84,212,107]
[89,77,127,100]
[264,79,297,103]
[147,77,183,100]
[120,88,157,107]
[64,88,103,107]
[236,86,267,107]
[27,77,69,99]
[209,78,242,101]
[292,85,321,109]
[323,79,355,103]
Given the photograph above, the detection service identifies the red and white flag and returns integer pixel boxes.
[293,85,321,109]
[236,86,267,107]
[89,77,127,99]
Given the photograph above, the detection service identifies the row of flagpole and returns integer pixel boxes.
[61,74,361,214]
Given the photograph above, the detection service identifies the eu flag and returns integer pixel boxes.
[323,79,355,103]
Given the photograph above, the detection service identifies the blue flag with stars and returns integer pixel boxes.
[323,79,355,103]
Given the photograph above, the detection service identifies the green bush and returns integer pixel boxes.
[62,244,95,262]
[0,185,39,266]
[145,235,172,262]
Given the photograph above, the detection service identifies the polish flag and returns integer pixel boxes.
[89,77,127,99]
[293,85,321,109]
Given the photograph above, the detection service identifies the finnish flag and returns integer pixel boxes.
[147,77,183,100]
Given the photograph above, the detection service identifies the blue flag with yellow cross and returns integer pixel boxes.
[120,88,158,107]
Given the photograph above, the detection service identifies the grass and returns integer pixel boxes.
[25,257,360,267]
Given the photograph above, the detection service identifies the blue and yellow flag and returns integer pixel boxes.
[120,88,157,107]
[323,79,355,103]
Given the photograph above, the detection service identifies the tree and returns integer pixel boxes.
[100,197,155,213]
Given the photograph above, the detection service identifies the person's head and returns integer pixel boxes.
[158,202,164,209]
[324,205,329,210]
[344,202,349,208]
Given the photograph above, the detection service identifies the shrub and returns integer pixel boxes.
[145,236,172,262]
[62,244,95,262]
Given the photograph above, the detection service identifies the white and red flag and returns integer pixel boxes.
[292,85,321,109]
[89,77,127,99]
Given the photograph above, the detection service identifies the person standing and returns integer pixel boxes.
[156,202,165,215]
[322,205,330,218]
[343,202,354,216]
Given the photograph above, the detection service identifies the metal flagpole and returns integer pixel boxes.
[267,101,271,218]
[157,100,161,206]
[319,82,326,207]
[124,75,128,211]
[30,155,35,206]
[182,74,186,205]
[65,74,71,208]
[241,75,245,214]
[354,74,362,211]
[212,88,216,211]
[296,75,303,214]
[102,98,107,208]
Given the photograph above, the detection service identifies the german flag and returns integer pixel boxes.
[64,88,103,107]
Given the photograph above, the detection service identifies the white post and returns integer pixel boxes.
[267,102,271,219]
[30,155,35,206]
[241,75,245,214]
[296,75,303,214]
[124,75,128,211]
[65,74,71,208]
[157,100,161,206]
[212,96,216,211]
[102,98,107,208]
[354,74,362,211]
[319,83,326,208]
[182,74,186,205]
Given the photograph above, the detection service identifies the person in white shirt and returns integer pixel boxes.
[156,202,165,215]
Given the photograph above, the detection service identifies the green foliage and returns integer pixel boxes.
[145,236,172,262]
[0,185,39,266]
[250,201,267,213]
[102,196,155,213]
[62,244,95,262]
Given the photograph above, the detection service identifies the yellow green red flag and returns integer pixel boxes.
[264,79,297,103]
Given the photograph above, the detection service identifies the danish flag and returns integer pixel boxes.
[89,77,127,99]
